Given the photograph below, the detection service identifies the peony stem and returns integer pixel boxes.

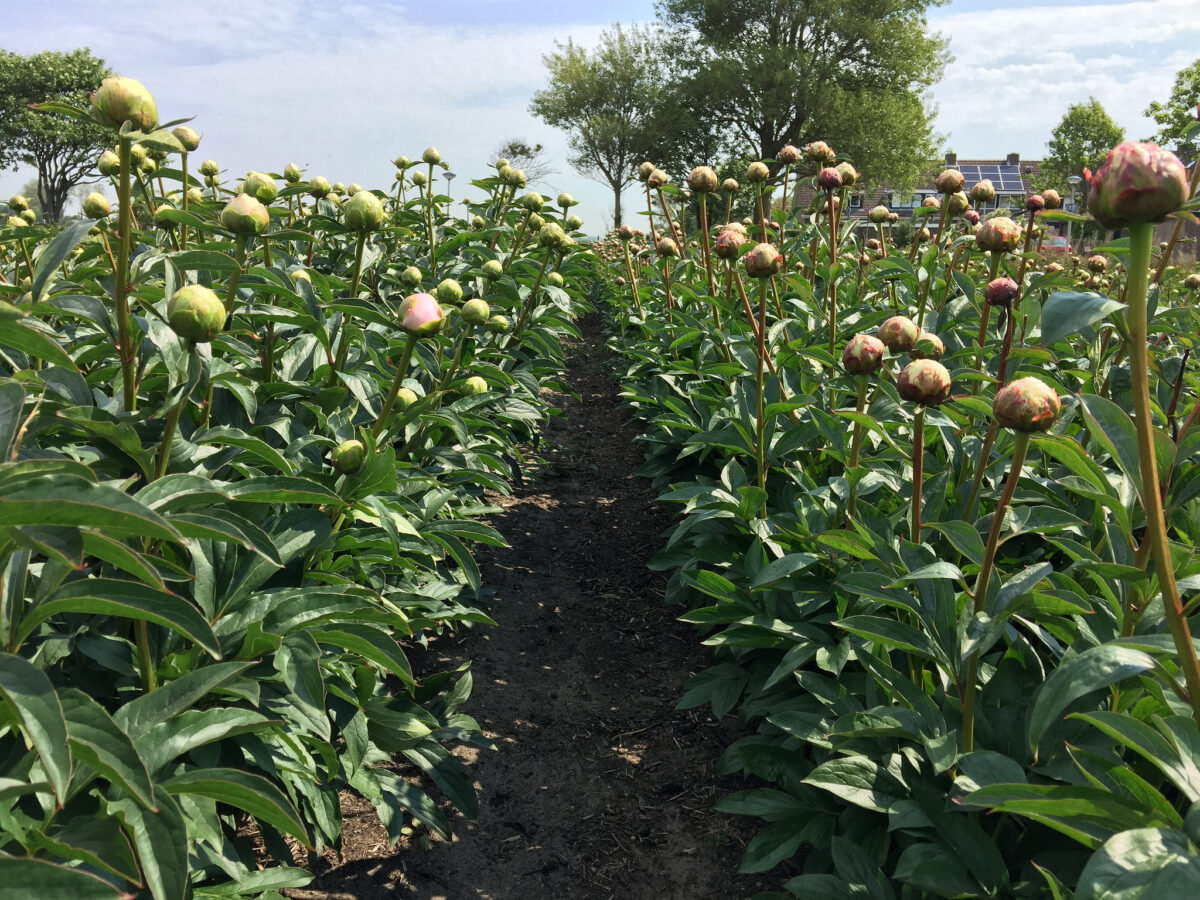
[910,407,926,544]
[372,333,419,439]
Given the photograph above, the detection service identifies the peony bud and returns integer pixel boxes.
[154,204,177,229]
[688,166,719,193]
[714,226,746,259]
[993,377,1061,432]
[935,169,965,194]
[746,161,770,183]
[401,265,423,287]
[462,298,490,325]
[743,242,782,278]
[947,191,970,215]
[1184,273,1200,290]
[835,161,858,186]
[344,190,385,230]
[539,222,566,248]
[283,163,303,183]
[399,292,444,336]
[1087,254,1109,273]
[877,315,919,353]
[969,180,995,203]
[557,192,576,208]
[963,209,981,226]
[167,284,225,343]
[817,168,842,190]
[897,359,952,406]
[566,214,583,231]
[435,278,463,304]
[637,161,655,182]
[975,216,1022,253]
[221,194,269,235]
[481,259,503,279]
[547,271,564,288]
[397,387,419,409]
[911,332,945,361]
[199,159,219,177]
[308,176,331,198]
[92,76,158,131]
[98,149,120,176]
[722,178,740,193]
[1087,141,1189,228]
[487,314,510,333]
[805,141,836,165]
[83,192,111,219]
[422,147,441,165]
[1041,189,1062,210]
[331,439,366,473]
[984,276,1019,306]
[778,145,801,165]
[617,224,635,242]
[520,191,544,212]
[842,334,886,375]
[1025,194,1046,212]
[172,126,200,152]
[461,375,489,396]
[868,205,890,224]
[648,169,669,188]
[656,237,678,257]
[242,171,278,203]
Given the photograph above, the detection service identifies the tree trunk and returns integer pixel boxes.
[612,184,623,229]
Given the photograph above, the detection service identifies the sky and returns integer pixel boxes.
[2,0,1197,233]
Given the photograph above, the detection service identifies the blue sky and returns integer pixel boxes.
[2,0,1197,232]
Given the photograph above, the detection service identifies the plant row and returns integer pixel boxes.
[0,76,589,898]
[600,141,1200,897]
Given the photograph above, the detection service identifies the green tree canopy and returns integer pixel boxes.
[1038,98,1125,200]
[653,0,948,188]
[1145,57,1200,161]
[0,47,112,223]
[530,24,665,228]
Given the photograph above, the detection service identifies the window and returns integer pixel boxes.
[848,193,863,209]
[889,191,927,209]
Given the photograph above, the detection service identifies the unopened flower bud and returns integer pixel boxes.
[1025,194,1045,212]
[6,195,29,213]
[547,271,564,288]
[487,314,509,333]
[1087,141,1188,227]
[399,292,444,336]
[344,189,385,230]
[461,375,489,396]
[743,242,782,278]
[963,209,980,226]
[331,439,366,473]
[308,176,331,198]
[969,179,995,203]
[935,169,965,194]
[1041,189,1062,210]
[83,192,111,219]
[92,75,158,131]
[975,216,1021,253]
[842,334,886,375]
[199,159,219,177]
[167,284,225,343]
[688,166,719,193]
[722,178,739,192]
[648,169,669,188]
[805,141,836,165]
[539,222,566,248]
[557,192,576,208]
[993,377,1061,432]
[637,161,655,181]
[154,204,177,229]
[481,259,503,279]
[656,237,678,257]
[435,278,463,304]
[283,163,303,183]
[877,315,919,352]
[172,126,200,152]
[746,161,770,183]
[98,150,120,176]
[1087,254,1109,273]
[221,194,269,234]
[242,171,277,203]
[401,265,423,286]
[835,162,858,186]
[868,205,890,224]
[714,226,746,259]
[947,191,970,215]
[1184,273,1200,290]
[984,276,1019,306]
[422,147,441,165]
[898,359,952,406]
[397,387,419,409]
[911,332,945,361]
[818,167,842,190]
[462,298,491,325]
[617,224,635,242]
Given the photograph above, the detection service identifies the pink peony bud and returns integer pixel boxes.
[1087,254,1109,273]
[778,145,801,164]
[898,359,952,406]
[1025,194,1046,212]
[963,209,981,226]
[714,226,746,260]
[993,377,1061,432]
[805,141,837,165]
[877,315,919,353]
[744,242,782,278]
[922,196,941,209]
[656,237,678,258]
[910,332,945,361]
[1087,142,1189,228]
[399,292,444,336]
[842,334,886,375]
[687,166,719,193]
[818,168,842,190]
[984,276,1019,306]
[220,193,269,235]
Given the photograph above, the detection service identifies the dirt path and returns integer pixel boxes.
[296,314,765,899]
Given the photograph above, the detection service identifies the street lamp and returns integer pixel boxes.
[443,171,456,212]
[1066,174,1083,252]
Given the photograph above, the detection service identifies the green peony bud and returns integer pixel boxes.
[935,168,965,194]
[397,387,419,408]
[422,147,441,165]
[565,214,583,231]
[83,192,111,219]
[92,76,158,131]
[283,163,303,183]
[877,315,919,353]
[487,314,510,333]
[242,171,278,203]
[481,259,503,280]
[401,265,423,287]
[97,149,120,176]
[331,438,367,473]
[547,271,564,288]
[221,194,269,235]
[199,158,219,177]
[745,161,770,183]
[344,190,385,230]
[520,191,544,212]
[557,192,576,209]
[435,278,462,304]
[172,126,200,152]
[308,176,331,198]
[462,298,490,325]
[167,284,225,343]
[460,375,488,396]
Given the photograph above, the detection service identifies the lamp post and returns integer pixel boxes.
[1066,173,1083,254]
[443,172,456,213]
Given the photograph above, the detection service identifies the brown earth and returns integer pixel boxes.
[291,314,768,900]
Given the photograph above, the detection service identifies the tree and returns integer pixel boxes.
[1039,98,1125,197]
[0,48,112,223]
[492,138,557,187]
[530,24,665,228]
[654,0,947,187]
[1145,57,1200,161]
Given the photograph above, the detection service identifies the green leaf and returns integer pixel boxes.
[0,475,181,542]
[194,867,314,896]
[114,661,253,739]
[0,857,124,898]
[163,768,310,845]
[817,529,878,560]
[0,652,71,803]
[31,220,95,303]
[836,615,947,664]
[17,579,220,659]
[59,688,154,809]
[739,816,820,873]
[106,785,189,900]
[1079,394,1141,492]
[136,707,272,777]
[0,379,26,458]
[803,755,907,812]
[1076,828,1200,899]
[309,625,413,688]
[0,301,76,369]
[1028,644,1157,754]
[924,521,985,566]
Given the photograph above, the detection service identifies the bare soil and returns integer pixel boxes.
[291,314,766,900]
